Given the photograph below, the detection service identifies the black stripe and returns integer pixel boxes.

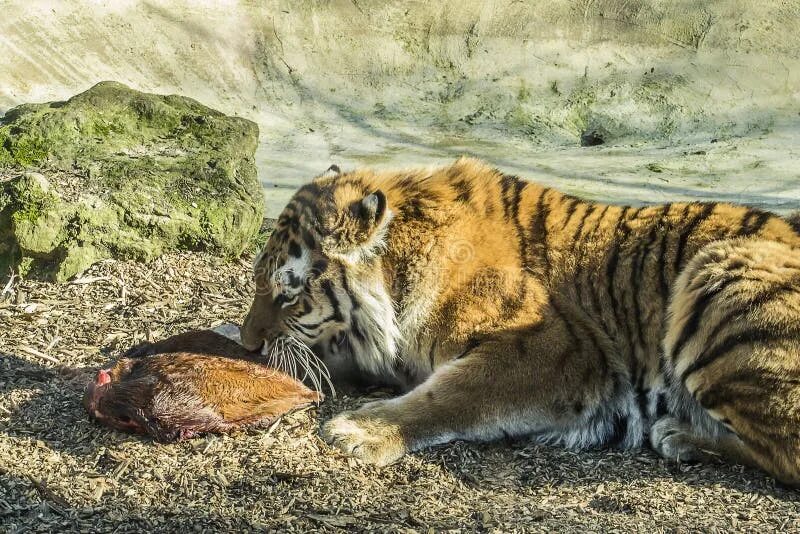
[287,272,302,288]
[593,205,611,234]
[738,209,771,237]
[298,182,323,196]
[651,204,672,300]
[655,393,669,418]
[321,279,344,322]
[673,203,716,273]
[669,275,743,360]
[787,213,800,234]
[659,204,689,297]
[571,205,597,306]
[499,279,528,323]
[551,298,609,379]
[530,188,551,277]
[452,179,473,203]
[560,198,580,230]
[499,175,529,272]
[291,194,323,216]
[548,300,580,366]
[456,337,481,359]
[428,339,438,369]
[351,317,366,340]
[689,273,800,355]
[396,175,418,194]
[400,196,436,224]
[680,326,800,382]
[288,318,326,337]
[500,174,515,219]
[629,212,665,353]
[572,204,595,243]
[301,227,317,250]
[287,240,302,258]
[580,205,611,335]
[510,178,526,222]
[295,314,336,332]
[700,369,800,411]
[311,260,328,276]
[656,230,671,301]
[605,207,638,352]
[636,388,650,425]
[339,271,360,310]
[606,412,629,448]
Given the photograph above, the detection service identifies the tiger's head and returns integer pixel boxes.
[240,167,400,382]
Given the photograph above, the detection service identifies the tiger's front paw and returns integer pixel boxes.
[321,400,407,466]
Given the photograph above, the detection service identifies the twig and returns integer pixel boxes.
[18,345,60,364]
[272,16,295,76]
[1,273,16,297]
[70,275,111,285]
[272,17,285,56]
[26,475,70,511]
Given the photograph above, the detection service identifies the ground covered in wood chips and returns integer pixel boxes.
[1,251,799,533]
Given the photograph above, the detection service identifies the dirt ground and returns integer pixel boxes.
[1,250,799,533]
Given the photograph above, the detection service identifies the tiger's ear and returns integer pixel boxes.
[321,164,341,179]
[351,190,387,228]
[325,190,392,262]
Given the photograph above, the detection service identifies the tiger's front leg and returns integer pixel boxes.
[322,319,611,466]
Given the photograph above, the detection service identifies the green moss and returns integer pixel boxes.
[563,90,595,135]
[8,134,48,167]
[0,127,14,167]
[16,256,34,278]
[8,174,66,255]
[505,105,535,134]
[0,82,264,282]
[517,81,532,102]
[55,244,100,282]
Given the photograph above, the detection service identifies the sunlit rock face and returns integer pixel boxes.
[0,82,263,282]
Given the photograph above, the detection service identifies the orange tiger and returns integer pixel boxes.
[241,157,800,484]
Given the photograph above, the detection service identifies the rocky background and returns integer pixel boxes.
[1,82,263,281]
[2,1,799,215]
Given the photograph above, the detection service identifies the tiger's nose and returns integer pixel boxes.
[241,329,265,352]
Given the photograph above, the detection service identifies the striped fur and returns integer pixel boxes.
[241,157,800,482]
[659,239,800,484]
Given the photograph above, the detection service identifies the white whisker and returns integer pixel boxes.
[288,335,336,398]
[262,335,335,399]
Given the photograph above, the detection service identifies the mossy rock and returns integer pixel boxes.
[0,82,263,282]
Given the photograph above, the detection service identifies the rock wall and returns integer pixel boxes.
[2,1,799,215]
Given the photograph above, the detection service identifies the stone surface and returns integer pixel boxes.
[0,81,263,281]
[2,2,799,216]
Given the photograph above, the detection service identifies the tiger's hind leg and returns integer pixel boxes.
[661,238,800,486]
[650,415,756,467]
[650,413,800,486]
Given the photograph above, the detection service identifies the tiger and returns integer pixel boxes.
[240,157,800,485]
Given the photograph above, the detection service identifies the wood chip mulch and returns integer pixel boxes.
[1,252,799,533]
